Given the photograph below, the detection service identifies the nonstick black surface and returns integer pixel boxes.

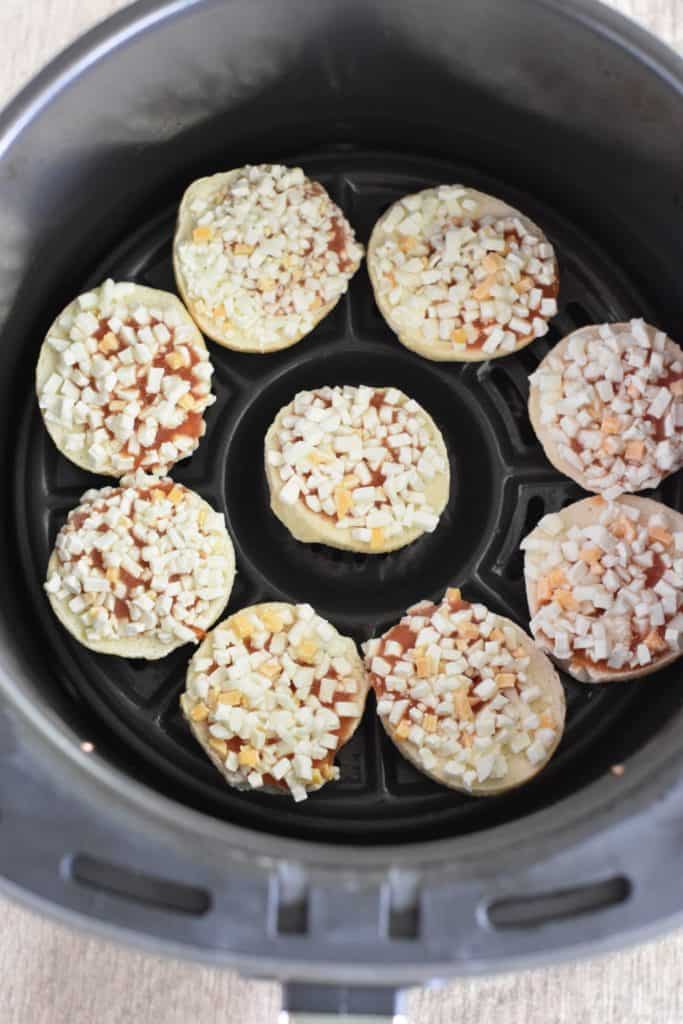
[15,150,683,844]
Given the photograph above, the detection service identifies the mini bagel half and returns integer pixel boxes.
[173,164,364,353]
[44,475,235,659]
[364,589,565,795]
[528,320,682,497]
[182,602,369,800]
[36,278,215,478]
[264,385,450,554]
[522,495,683,682]
[368,184,559,362]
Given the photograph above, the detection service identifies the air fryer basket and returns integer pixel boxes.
[1,0,682,1016]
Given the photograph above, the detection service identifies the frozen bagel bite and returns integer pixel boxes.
[364,589,565,795]
[529,320,682,497]
[181,603,369,800]
[522,496,683,682]
[368,185,558,361]
[264,385,450,553]
[36,279,215,477]
[44,474,235,658]
[173,164,363,353]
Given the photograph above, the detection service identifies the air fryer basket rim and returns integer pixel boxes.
[1,0,683,982]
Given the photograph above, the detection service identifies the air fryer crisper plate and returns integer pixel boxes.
[1,0,683,991]
[15,151,683,843]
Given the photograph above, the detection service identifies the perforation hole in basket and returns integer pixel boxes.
[563,300,595,330]
[487,366,536,447]
[501,494,546,581]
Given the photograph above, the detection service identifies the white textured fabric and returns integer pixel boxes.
[1,0,682,1020]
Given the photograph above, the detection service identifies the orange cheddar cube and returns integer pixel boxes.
[472,274,497,301]
[233,613,254,640]
[165,351,184,371]
[334,488,353,518]
[208,737,228,757]
[483,253,504,274]
[192,226,214,243]
[98,331,119,354]
[554,589,578,610]
[190,702,209,722]
[495,672,517,688]
[370,527,385,550]
[644,629,668,653]
[600,415,621,435]
[457,621,480,640]
[548,568,567,588]
[296,639,318,664]
[178,393,196,412]
[624,440,645,462]
[399,235,418,253]
[611,517,636,541]
[415,649,433,678]
[238,745,260,768]
[455,690,473,720]
[649,525,673,546]
[260,608,284,633]
[217,690,242,706]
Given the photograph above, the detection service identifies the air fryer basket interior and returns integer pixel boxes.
[1,0,683,985]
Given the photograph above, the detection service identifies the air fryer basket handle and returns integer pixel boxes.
[281,984,406,1021]
[284,1016,397,1023]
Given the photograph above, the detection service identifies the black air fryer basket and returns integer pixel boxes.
[1,0,682,1019]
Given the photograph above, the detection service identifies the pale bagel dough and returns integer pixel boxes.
[529,320,683,497]
[36,279,215,478]
[264,385,450,554]
[173,164,363,353]
[182,602,369,799]
[364,589,565,795]
[522,495,683,683]
[368,184,559,362]
[44,475,235,659]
